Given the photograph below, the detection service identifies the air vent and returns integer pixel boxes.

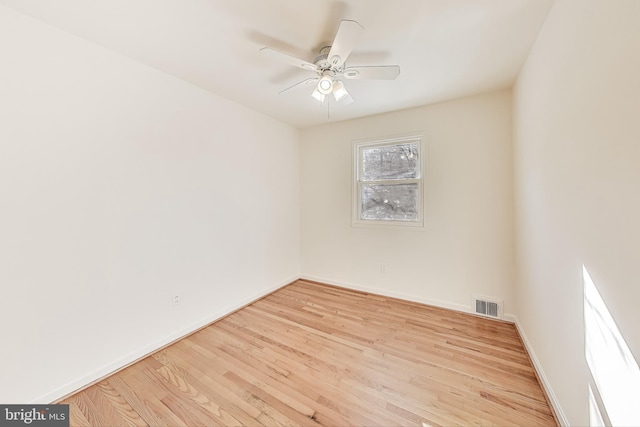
[471,295,503,319]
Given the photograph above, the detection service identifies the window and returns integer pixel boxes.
[353,135,424,227]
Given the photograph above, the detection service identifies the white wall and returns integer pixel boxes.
[0,5,299,403]
[513,0,640,424]
[300,90,515,315]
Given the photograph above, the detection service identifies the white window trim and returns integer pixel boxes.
[352,133,425,228]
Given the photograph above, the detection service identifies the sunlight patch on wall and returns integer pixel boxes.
[583,265,640,426]
[588,384,606,427]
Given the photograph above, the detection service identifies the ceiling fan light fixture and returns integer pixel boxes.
[317,76,333,95]
[261,20,400,112]
[332,80,349,101]
[311,87,326,102]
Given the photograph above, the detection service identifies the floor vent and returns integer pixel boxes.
[472,295,503,319]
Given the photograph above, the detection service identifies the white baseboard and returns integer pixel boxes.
[301,275,522,323]
[34,276,297,404]
[301,274,484,319]
[512,315,569,426]
[503,313,518,323]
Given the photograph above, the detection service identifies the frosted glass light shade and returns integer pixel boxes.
[317,76,333,95]
[332,80,348,101]
[311,87,325,102]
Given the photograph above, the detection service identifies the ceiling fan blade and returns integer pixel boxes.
[327,20,363,68]
[279,77,318,94]
[343,65,401,80]
[260,47,318,72]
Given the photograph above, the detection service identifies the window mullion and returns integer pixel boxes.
[360,178,420,186]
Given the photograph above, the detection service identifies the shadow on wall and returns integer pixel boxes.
[583,266,640,426]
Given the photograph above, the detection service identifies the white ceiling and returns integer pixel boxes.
[1,0,554,128]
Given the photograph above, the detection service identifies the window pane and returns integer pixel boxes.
[361,142,419,181]
[361,183,419,221]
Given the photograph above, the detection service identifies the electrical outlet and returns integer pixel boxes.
[172,295,180,307]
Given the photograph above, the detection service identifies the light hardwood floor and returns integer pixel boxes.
[63,280,557,426]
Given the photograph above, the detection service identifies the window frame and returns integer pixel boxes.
[352,134,425,228]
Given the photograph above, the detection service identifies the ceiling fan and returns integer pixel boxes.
[260,20,401,105]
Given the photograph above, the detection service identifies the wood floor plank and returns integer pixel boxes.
[67,401,92,427]
[67,392,112,427]
[62,280,557,426]
[108,375,161,427]
[86,380,147,427]
[152,346,263,425]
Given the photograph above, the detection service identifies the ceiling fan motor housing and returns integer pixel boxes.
[313,53,333,73]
